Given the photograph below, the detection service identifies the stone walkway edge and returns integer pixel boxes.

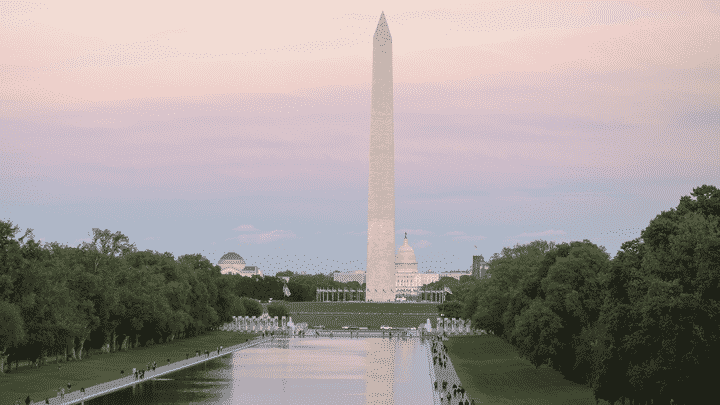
[43,335,272,405]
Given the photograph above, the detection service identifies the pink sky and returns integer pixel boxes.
[1,0,719,272]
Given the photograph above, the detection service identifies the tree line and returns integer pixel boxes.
[275,270,365,301]
[0,225,271,374]
[0,222,371,374]
[435,184,719,405]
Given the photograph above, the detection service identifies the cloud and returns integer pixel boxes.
[414,240,432,248]
[144,236,159,240]
[226,230,296,244]
[397,229,432,236]
[515,229,566,238]
[344,230,367,235]
[233,224,260,232]
[444,231,466,236]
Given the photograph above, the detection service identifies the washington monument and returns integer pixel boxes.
[366,12,395,302]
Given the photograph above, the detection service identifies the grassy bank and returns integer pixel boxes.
[0,330,256,405]
[444,335,596,405]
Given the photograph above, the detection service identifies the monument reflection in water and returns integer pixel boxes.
[79,337,434,405]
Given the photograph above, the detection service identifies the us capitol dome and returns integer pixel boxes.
[395,233,439,290]
[218,252,263,277]
[395,233,418,274]
[332,233,440,291]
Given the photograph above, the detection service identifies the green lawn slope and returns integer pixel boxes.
[445,335,596,405]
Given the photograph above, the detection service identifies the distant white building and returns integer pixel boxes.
[218,252,263,277]
[437,270,472,281]
[333,270,366,284]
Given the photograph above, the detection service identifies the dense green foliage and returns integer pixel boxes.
[266,301,290,319]
[277,270,365,302]
[0,225,293,374]
[0,222,378,375]
[444,185,719,405]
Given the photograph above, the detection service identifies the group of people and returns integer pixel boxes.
[15,382,85,405]
[131,361,157,381]
[433,338,450,369]
[431,338,473,405]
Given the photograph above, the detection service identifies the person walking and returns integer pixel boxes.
[81,387,86,398]
[153,361,156,372]
[60,387,65,401]
[45,398,49,404]
[121,369,124,377]
[25,395,31,405]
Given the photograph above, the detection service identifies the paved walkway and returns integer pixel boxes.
[430,334,479,405]
[424,337,444,405]
[37,335,272,405]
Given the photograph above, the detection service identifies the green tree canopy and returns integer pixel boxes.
[267,302,290,319]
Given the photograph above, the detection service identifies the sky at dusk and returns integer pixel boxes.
[2,0,719,276]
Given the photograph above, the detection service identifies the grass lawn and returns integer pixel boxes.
[261,301,440,314]
[0,330,256,405]
[258,301,442,329]
[444,335,597,405]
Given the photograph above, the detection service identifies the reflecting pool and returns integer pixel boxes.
[80,336,434,404]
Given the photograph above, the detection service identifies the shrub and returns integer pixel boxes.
[240,297,263,317]
[230,295,247,318]
[267,302,290,319]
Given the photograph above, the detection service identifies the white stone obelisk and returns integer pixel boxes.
[366,12,395,303]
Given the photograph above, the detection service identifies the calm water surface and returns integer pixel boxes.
[82,336,434,404]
